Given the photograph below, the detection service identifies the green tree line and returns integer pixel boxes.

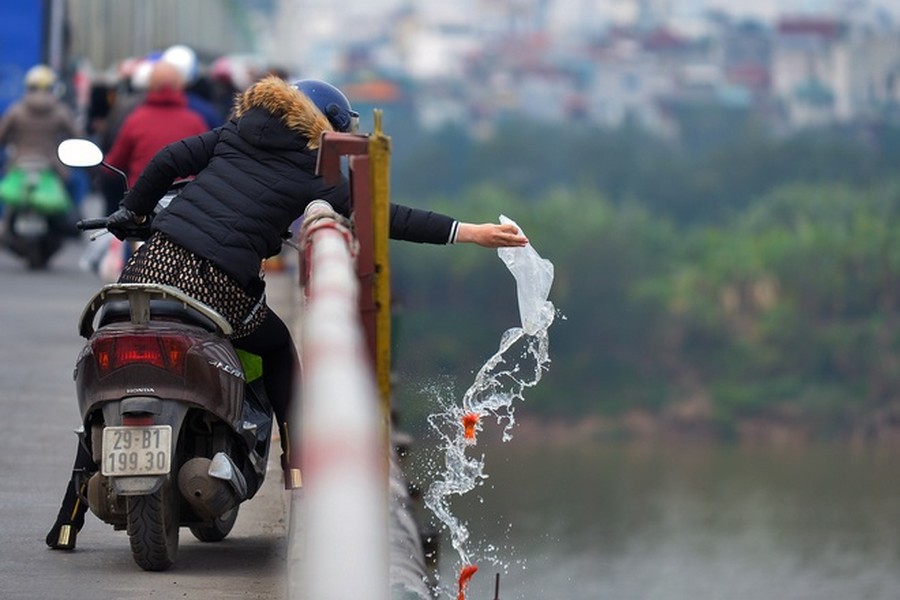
[387,117,900,440]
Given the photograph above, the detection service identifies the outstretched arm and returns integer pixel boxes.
[386,203,528,248]
[455,222,528,248]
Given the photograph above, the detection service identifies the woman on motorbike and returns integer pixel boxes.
[47,75,526,548]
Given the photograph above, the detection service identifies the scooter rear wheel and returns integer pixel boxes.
[189,505,239,542]
[126,479,180,571]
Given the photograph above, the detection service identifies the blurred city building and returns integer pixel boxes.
[266,0,900,138]
[6,0,899,142]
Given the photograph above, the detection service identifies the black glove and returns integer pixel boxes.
[106,206,147,241]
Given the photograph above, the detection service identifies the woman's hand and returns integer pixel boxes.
[106,206,148,241]
[456,222,528,248]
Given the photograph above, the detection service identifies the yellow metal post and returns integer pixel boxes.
[369,110,392,418]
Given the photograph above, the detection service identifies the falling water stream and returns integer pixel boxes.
[423,216,556,599]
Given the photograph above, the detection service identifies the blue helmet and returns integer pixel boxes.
[293,79,359,133]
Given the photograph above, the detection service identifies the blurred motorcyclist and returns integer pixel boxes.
[0,65,80,245]
[0,65,79,177]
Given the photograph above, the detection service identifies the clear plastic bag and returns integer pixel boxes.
[497,215,554,335]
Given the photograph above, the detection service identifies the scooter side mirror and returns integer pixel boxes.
[57,138,129,191]
[57,138,104,168]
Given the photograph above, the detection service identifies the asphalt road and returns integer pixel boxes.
[0,236,290,600]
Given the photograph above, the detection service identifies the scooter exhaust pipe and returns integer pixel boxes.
[177,457,239,520]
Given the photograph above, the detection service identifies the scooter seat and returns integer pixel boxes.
[97,299,219,333]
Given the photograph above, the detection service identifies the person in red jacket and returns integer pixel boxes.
[104,60,207,186]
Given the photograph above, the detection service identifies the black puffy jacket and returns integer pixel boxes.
[122,76,456,290]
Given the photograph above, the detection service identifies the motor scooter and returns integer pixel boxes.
[55,139,276,571]
[0,155,73,269]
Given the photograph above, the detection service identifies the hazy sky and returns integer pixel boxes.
[544,0,900,37]
[288,1,900,29]
[671,0,900,21]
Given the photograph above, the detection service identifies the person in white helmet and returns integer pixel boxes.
[162,44,225,129]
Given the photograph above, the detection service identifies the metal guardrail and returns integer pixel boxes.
[285,114,433,600]
[288,200,389,600]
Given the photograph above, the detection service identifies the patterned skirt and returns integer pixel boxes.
[118,233,267,339]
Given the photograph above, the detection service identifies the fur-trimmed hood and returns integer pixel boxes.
[232,75,333,149]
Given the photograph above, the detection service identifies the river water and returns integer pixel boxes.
[414,439,900,600]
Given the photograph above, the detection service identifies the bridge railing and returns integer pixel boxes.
[288,199,389,600]
[287,113,405,600]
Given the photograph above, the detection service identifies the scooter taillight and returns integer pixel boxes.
[92,334,190,377]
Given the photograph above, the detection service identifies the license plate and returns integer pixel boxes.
[101,425,172,476]
[13,213,48,236]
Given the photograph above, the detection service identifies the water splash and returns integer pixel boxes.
[424,217,555,597]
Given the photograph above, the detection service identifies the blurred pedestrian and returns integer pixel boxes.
[91,60,208,278]
[92,58,154,216]
[104,60,207,187]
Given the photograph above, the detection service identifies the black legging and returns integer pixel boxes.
[230,307,299,434]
